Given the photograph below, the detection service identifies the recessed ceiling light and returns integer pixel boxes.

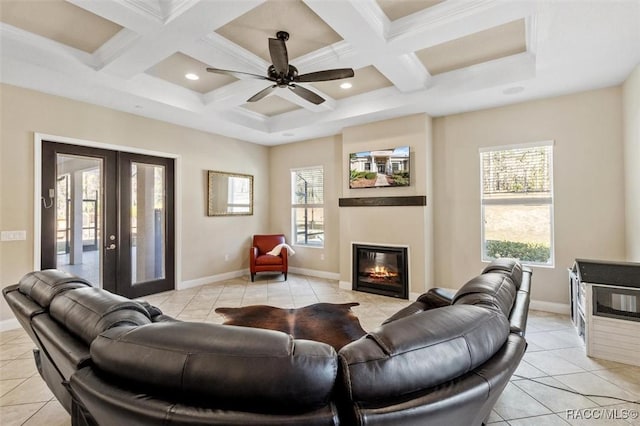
[340,82,352,89]
[503,86,524,95]
[185,73,199,81]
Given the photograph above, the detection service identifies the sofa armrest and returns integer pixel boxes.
[382,301,428,325]
[417,288,455,309]
[509,291,530,335]
[509,267,532,335]
[382,288,455,325]
[281,247,288,268]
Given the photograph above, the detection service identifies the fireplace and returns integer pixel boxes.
[352,244,408,299]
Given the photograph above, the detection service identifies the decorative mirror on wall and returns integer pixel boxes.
[207,171,253,216]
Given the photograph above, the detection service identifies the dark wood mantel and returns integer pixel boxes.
[338,196,426,207]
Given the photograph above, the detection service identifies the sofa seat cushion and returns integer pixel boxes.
[49,287,151,345]
[453,273,517,316]
[70,366,340,426]
[338,304,510,403]
[255,254,284,266]
[18,269,91,308]
[90,322,338,411]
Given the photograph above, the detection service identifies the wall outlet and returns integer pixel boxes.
[224,253,230,261]
[1,230,27,241]
[320,253,325,261]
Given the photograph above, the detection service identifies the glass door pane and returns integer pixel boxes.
[55,154,103,287]
[130,162,165,284]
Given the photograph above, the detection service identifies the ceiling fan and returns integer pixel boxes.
[206,31,354,105]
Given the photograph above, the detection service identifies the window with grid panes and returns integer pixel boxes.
[480,142,554,266]
[291,167,324,247]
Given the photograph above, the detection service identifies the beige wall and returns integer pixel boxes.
[268,135,342,275]
[623,65,640,261]
[1,81,633,323]
[433,87,626,308]
[340,114,434,295]
[0,84,269,321]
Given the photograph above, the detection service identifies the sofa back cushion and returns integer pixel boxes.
[338,305,509,403]
[482,258,523,289]
[90,322,338,412]
[19,269,91,308]
[453,273,517,317]
[49,287,151,345]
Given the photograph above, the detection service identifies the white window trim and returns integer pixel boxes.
[291,166,324,248]
[479,140,555,268]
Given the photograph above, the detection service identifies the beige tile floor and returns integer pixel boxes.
[1,273,639,425]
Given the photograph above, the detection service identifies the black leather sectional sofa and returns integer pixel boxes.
[3,259,531,425]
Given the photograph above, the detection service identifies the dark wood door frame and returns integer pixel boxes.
[41,142,118,293]
[40,140,176,297]
[117,152,175,298]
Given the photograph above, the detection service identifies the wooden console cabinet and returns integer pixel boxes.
[569,259,640,367]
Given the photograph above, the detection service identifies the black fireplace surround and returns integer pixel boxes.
[353,243,408,299]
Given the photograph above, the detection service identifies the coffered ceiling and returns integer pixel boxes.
[1,0,639,145]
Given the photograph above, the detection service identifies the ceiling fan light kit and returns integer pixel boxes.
[207,31,354,105]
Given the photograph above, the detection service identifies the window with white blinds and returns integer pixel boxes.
[291,167,324,247]
[480,142,554,266]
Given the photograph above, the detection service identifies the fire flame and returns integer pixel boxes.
[368,265,398,279]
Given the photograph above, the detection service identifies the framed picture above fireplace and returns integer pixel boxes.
[349,146,410,189]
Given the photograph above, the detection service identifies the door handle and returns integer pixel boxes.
[106,243,117,250]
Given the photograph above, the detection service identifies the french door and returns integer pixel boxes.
[41,141,174,298]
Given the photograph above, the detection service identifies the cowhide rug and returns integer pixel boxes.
[215,302,366,350]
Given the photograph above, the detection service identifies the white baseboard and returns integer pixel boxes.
[179,268,340,290]
[529,300,570,315]
[178,269,246,290]
[0,318,20,331]
[288,267,340,281]
[339,281,351,291]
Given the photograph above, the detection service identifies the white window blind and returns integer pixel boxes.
[291,167,324,247]
[481,143,552,202]
[292,167,323,205]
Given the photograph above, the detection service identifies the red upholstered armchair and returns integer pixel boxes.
[250,234,288,282]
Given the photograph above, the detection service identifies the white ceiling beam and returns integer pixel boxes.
[274,87,336,113]
[0,23,100,70]
[97,0,265,79]
[427,52,536,95]
[304,0,427,93]
[387,0,536,52]
[203,79,272,108]
[66,0,163,34]
[373,53,431,92]
[183,32,269,76]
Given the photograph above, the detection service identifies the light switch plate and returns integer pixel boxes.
[0,230,27,241]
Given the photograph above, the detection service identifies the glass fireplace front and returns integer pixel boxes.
[352,244,408,299]
[593,285,640,322]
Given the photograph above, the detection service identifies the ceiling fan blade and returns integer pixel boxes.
[269,37,289,75]
[295,68,355,83]
[247,85,277,102]
[288,84,325,105]
[206,67,271,81]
